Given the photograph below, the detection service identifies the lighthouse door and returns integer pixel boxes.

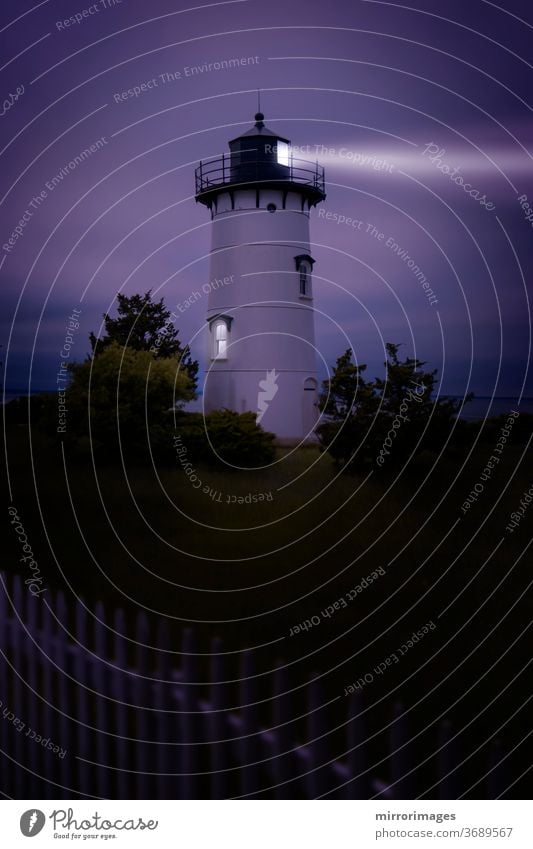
[302,378,318,438]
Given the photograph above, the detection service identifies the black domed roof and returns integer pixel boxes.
[229,113,289,143]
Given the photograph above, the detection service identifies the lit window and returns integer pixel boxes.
[277,140,290,167]
[214,320,227,358]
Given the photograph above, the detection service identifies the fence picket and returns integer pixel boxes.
[438,720,460,799]
[155,619,174,799]
[134,611,151,799]
[344,692,369,799]
[0,573,508,800]
[305,676,330,798]
[113,606,129,800]
[389,703,416,799]
[12,577,26,799]
[55,591,71,796]
[239,650,261,797]
[74,597,91,797]
[209,637,229,799]
[179,628,198,799]
[271,664,294,798]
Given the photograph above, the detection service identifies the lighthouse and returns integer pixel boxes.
[195,112,326,440]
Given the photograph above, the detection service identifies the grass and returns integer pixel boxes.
[5,421,531,631]
[4,426,533,800]
[3,420,532,782]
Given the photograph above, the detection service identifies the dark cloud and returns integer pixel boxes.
[2,0,531,399]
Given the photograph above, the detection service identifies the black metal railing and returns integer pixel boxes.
[195,153,325,196]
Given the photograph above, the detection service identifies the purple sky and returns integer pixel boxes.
[2,0,532,399]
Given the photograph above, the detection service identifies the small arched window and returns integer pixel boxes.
[299,261,311,296]
[295,254,315,298]
[209,315,233,360]
[213,320,227,359]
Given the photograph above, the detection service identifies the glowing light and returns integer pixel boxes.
[277,140,290,167]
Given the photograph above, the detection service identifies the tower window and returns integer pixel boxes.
[213,319,228,359]
[295,254,315,298]
[299,264,309,296]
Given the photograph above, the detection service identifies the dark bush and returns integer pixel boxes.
[173,409,276,468]
[317,343,472,474]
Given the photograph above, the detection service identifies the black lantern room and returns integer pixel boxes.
[195,113,325,210]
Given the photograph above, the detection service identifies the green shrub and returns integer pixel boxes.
[174,409,276,468]
[31,343,193,461]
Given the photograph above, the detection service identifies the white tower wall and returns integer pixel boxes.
[204,189,319,439]
[196,114,326,440]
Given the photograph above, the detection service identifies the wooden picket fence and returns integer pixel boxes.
[0,572,509,799]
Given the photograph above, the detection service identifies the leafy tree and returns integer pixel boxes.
[317,343,471,472]
[319,349,374,420]
[174,409,276,467]
[89,291,198,390]
[64,342,194,458]
[316,349,378,469]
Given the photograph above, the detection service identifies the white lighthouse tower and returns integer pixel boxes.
[195,112,326,440]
